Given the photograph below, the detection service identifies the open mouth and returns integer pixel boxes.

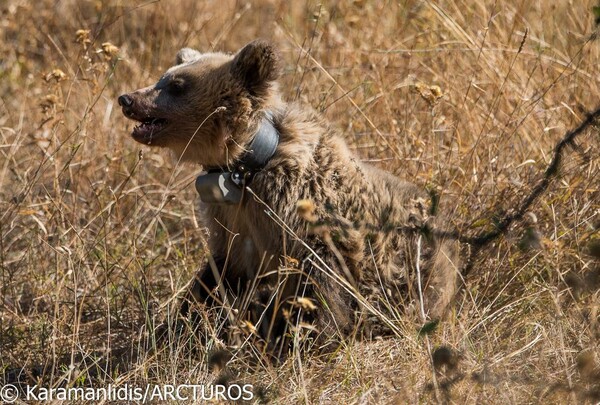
[131,118,168,143]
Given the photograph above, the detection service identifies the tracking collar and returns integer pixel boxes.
[195,111,279,204]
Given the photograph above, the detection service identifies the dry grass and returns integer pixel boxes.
[1,0,599,403]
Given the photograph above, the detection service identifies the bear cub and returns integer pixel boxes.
[119,39,459,352]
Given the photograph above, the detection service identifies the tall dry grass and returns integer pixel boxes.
[1,0,599,403]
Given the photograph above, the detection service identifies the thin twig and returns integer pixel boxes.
[465,105,600,248]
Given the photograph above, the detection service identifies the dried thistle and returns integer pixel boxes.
[240,320,257,335]
[297,199,318,222]
[289,322,318,333]
[44,68,66,82]
[293,297,317,311]
[283,255,299,268]
[100,42,119,60]
[75,29,91,48]
[413,82,444,107]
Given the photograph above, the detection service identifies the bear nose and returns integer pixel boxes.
[118,94,133,107]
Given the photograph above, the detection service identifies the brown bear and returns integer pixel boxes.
[118,40,459,351]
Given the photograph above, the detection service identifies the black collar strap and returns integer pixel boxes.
[195,111,279,204]
[231,110,279,179]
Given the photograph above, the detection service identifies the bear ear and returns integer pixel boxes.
[176,48,202,65]
[231,40,280,96]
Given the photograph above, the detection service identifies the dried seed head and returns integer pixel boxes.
[297,199,318,222]
[241,320,257,335]
[293,297,317,311]
[284,255,299,267]
[100,42,119,59]
[44,69,66,82]
[517,27,528,54]
[430,85,443,98]
[413,82,444,106]
[290,321,318,333]
[75,29,91,47]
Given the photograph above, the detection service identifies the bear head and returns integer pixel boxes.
[118,40,281,167]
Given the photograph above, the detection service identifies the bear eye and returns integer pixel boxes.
[167,77,187,95]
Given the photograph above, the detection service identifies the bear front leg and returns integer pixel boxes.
[288,250,357,351]
[159,254,230,347]
[179,254,226,318]
[153,257,220,348]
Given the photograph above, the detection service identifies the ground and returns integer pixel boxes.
[0,0,599,403]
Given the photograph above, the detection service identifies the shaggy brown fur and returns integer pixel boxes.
[119,40,460,350]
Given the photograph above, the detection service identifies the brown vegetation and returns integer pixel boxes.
[1,0,599,403]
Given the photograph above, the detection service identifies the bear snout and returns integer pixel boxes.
[118,93,140,120]
[118,94,134,108]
